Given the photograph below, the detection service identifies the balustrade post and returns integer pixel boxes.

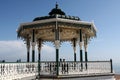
[110,59,113,73]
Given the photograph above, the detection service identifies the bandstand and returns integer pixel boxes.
[0,3,115,80]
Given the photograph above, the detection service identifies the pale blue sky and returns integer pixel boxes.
[0,0,120,68]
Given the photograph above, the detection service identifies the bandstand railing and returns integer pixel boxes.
[0,60,113,80]
[40,60,113,76]
[0,62,37,80]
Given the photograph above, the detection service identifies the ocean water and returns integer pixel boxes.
[113,64,120,74]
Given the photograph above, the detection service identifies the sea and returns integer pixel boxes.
[113,64,120,74]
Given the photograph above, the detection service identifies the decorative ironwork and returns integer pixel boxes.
[0,60,113,80]
[0,62,37,80]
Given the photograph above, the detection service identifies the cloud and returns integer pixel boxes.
[0,40,119,65]
[0,40,25,61]
[40,44,55,61]
[0,40,55,62]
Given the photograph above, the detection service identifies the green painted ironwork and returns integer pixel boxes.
[32,50,35,62]
[80,50,83,71]
[56,49,59,76]
[110,59,113,73]
[85,51,88,70]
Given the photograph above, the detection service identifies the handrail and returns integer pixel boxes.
[0,60,110,63]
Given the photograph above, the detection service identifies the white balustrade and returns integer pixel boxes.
[39,61,112,75]
[0,62,38,80]
[59,61,111,75]
[0,61,112,80]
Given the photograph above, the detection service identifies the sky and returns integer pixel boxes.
[0,0,120,71]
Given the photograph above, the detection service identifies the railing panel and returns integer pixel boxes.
[0,60,112,80]
[39,61,112,75]
[40,62,56,75]
[0,62,38,80]
[58,61,111,75]
[87,61,111,74]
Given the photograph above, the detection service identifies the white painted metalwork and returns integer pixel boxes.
[0,62,37,80]
[0,61,113,80]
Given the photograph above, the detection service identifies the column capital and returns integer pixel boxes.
[73,46,76,53]
[37,38,42,50]
[38,47,41,51]
[79,42,83,50]
[38,45,41,51]
[26,42,30,48]
[32,42,36,50]
[55,40,60,49]
[84,44,88,52]
[27,46,30,51]
[32,42,36,46]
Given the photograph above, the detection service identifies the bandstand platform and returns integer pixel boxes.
[0,3,115,80]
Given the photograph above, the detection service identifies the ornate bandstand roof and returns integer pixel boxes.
[33,3,80,21]
[17,3,97,43]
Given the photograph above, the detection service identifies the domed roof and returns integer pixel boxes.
[49,3,65,15]
[33,3,80,21]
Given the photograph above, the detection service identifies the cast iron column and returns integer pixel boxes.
[84,36,88,70]
[38,39,42,78]
[72,38,77,70]
[84,45,88,70]
[26,36,30,62]
[55,15,60,76]
[73,38,77,62]
[55,40,59,76]
[79,29,83,71]
[32,29,35,62]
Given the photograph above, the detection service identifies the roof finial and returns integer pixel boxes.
[48,2,65,16]
[56,2,58,9]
